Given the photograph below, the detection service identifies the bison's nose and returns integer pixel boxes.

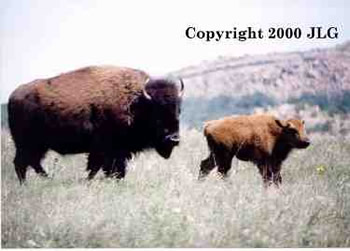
[303,138,311,147]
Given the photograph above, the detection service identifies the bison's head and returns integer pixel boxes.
[142,77,184,158]
[276,119,311,149]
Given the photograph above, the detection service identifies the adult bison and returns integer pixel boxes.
[8,65,184,184]
[199,114,310,186]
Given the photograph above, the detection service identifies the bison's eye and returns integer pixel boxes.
[156,119,162,126]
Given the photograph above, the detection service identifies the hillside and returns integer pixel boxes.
[2,42,350,135]
[175,41,350,136]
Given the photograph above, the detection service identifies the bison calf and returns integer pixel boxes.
[199,114,310,186]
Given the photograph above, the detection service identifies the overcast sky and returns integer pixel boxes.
[1,0,349,102]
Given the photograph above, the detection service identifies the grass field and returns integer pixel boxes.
[1,128,350,248]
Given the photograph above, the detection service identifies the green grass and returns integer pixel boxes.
[1,129,350,248]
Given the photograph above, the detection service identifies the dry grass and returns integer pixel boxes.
[1,128,350,248]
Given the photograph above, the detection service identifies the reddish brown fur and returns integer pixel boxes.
[27,66,148,125]
[199,114,310,186]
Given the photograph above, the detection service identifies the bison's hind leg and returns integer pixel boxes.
[30,150,48,177]
[199,153,216,179]
[13,147,48,184]
[14,152,28,184]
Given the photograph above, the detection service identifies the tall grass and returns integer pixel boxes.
[1,129,350,248]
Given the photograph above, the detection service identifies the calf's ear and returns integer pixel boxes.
[275,119,293,129]
[275,119,286,128]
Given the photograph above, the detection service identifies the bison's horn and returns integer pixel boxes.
[143,78,152,100]
[178,78,184,98]
[170,134,180,142]
[166,133,180,143]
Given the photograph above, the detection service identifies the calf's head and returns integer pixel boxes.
[142,77,184,158]
[276,118,311,149]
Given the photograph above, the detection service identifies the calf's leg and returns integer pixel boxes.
[258,162,282,187]
[258,163,272,187]
[216,152,233,178]
[271,163,282,186]
[199,153,216,179]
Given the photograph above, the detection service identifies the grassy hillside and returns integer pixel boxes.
[2,42,350,247]
[2,129,350,248]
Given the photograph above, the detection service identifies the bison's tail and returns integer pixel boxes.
[7,85,41,147]
[202,122,219,154]
[203,120,214,137]
[8,94,25,146]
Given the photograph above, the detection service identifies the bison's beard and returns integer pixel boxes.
[155,140,178,159]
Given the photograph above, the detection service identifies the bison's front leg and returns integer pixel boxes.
[87,152,105,180]
[104,152,132,179]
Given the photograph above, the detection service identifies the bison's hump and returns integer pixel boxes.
[9,65,151,130]
[34,65,148,107]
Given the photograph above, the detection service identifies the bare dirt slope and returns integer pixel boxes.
[175,42,350,99]
[174,41,350,136]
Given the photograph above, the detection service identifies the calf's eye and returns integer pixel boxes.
[288,129,298,136]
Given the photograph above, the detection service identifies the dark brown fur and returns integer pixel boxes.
[199,114,310,186]
[8,65,184,183]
